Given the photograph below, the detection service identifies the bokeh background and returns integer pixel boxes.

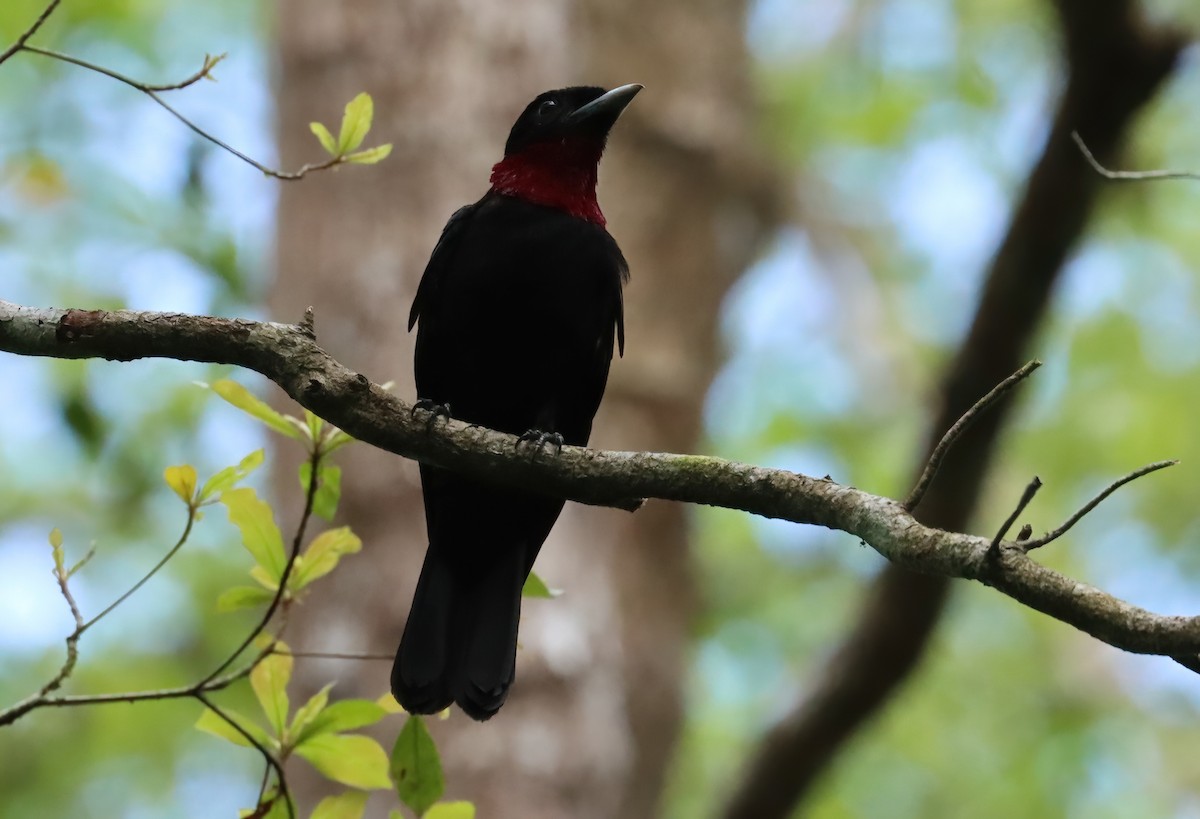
[3,0,1200,817]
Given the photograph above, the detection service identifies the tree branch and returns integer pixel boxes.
[1,299,1197,663]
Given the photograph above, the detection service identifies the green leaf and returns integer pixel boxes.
[216,585,276,613]
[304,409,324,441]
[292,526,361,590]
[250,564,279,591]
[221,487,286,582]
[288,683,333,745]
[300,462,343,522]
[345,144,393,165]
[164,464,197,504]
[310,121,339,156]
[310,791,368,819]
[522,570,561,599]
[251,646,293,735]
[301,699,388,743]
[208,379,304,440]
[391,715,444,816]
[337,92,374,154]
[67,545,96,578]
[425,803,476,819]
[295,733,392,789]
[323,428,355,455]
[201,449,265,502]
[195,707,270,748]
[377,692,405,714]
[48,528,64,574]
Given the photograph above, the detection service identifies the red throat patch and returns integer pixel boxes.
[489,138,607,226]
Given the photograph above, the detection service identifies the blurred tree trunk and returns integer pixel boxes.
[271,1,780,815]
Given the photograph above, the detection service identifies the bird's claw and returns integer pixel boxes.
[517,428,564,454]
[412,399,452,432]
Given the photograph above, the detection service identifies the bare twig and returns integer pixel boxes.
[0,0,61,66]
[83,506,197,630]
[0,510,196,725]
[1072,131,1200,182]
[988,476,1043,559]
[20,46,341,181]
[905,361,1041,512]
[0,652,256,726]
[1022,460,1178,551]
[274,649,394,662]
[140,52,227,92]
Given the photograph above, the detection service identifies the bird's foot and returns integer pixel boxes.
[412,399,452,432]
[517,428,564,454]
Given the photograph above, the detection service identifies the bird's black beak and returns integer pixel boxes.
[564,83,643,127]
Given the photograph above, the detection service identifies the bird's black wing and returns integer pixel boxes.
[407,202,478,333]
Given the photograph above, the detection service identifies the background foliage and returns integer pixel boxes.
[3,1,1200,817]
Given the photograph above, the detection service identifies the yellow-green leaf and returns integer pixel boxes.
[195,706,269,748]
[164,464,197,504]
[296,733,392,789]
[323,428,355,456]
[310,791,368,819]
[216,585,276,613]
[337,92,374,154]
[289,683,334,745]
[250,564,279,591]
[521,570,561,599]
[48,528,64,573]
[301,699,389,742]
[251,645,293,735]
[426,802,476,819]
[292,526,361,590]
[310,121,338,156]
[376,692,405,714]
[345,144,393,165]
[201,449,266,502]
[391,715,444,815]
[208,380,304,440]
[221,487,286,581]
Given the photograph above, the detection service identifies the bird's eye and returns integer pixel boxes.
[537,100,557,118]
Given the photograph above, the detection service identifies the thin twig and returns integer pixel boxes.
[0,655,256,725]
[1022,460,1178,551]
[196,692,295,819]
[83,505,197,630]
[988,476,1043,560]
[139,52,226,92]
[274,649,394,662]
[31,548,87,700]
[0,0,61,66]
[905,360,1041,511]
[1072,131,1200,182]
[200,447,322,684]
[19,46,341,181]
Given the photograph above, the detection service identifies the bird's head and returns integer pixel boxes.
[489,84,642,226]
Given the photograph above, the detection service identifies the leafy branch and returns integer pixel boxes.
[2,0,390,180]
[2,373,482,818]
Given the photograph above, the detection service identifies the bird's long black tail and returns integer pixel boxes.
[391,533,528,721]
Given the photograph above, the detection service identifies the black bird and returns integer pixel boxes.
[393,84,641,720]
